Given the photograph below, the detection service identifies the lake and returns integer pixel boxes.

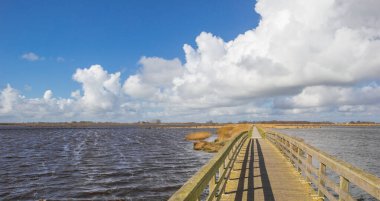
[0,127,215,200]
[1,126,379,200]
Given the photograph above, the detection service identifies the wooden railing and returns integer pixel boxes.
[263,129,380,201]
[169,131,249,201]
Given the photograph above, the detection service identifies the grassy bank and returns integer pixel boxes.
[185,132,212,140]
[190,124,251,153]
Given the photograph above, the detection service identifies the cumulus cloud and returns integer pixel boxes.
[43,90,53,100]
[0,66,139,122]
[73,65,122,112]
[0,84,73,121]
[120,0,380,120]
[273,84,380,116]
[0,84,19,114]
[2,0,380,122]
[21,52,43,61]
[123,57,183,99]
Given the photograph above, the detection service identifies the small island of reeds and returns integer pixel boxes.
[185,124,251,153]
[185,131,212,141]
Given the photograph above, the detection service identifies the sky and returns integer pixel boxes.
[0,0,380,123]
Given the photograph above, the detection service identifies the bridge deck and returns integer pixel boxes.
[220,127,316,201]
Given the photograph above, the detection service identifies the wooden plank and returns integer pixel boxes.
[220,138,315,201]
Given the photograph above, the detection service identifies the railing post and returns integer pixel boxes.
[219,163,225,181]
[296,147,302,173]
[207,173,216,200]
[169,132,249,201]
[278,137,283,151]
[339,176,349,201]
[217,162,224,196]
[223,156,227,169]
[257,130,380,201]
[306,154,312,183]
[318,163,326,197]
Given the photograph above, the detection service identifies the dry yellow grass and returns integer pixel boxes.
[216,126,234,140]
[185,131,212,141]
[187,124,251,153]
[193,141,225,153]
[217,124,251,141]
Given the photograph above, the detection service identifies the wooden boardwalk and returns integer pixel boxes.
[170,126,380,201]
[220,127,316,201]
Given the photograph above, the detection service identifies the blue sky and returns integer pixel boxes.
[1,0,380,122]
[0,0,259,98]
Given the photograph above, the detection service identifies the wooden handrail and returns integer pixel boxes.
[169,131,249,201]
[263,129,380,201]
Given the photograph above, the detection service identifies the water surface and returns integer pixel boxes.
[0,127,215,200]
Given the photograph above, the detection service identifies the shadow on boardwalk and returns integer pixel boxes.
[221,128,315,201]
[256,139,275,201]
[225,139,275,201]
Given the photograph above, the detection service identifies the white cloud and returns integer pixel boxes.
[0,84,19,114]
[273,84,380,110]
[120,0,380,120]
[2,0,380,122]
[70,90,81,99]
[138,57,183,87]
[72,65,122,112]
[0,84,74,121]
[123,75,156,99]
[21,52,43,61]
[123,57,183,99]
[56,57,65,62]
[43,90,53,100]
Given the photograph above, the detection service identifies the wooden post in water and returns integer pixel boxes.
[318,163,326,197]
[339,176,349,201]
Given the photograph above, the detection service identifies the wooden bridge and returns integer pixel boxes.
[169,126,380,201]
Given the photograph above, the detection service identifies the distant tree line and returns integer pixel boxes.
[348,121,376,124]
[253,120,334,124]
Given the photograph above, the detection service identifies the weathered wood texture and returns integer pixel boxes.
[265,129,380,201]
[169,126,380,201]
[220,138,316,200]
[169,130,249,201]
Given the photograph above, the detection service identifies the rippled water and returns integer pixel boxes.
[0,127,215,200]
[275,126,380,200]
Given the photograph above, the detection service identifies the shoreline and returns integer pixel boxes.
[0,122,224,129]
[0,122,379,129]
